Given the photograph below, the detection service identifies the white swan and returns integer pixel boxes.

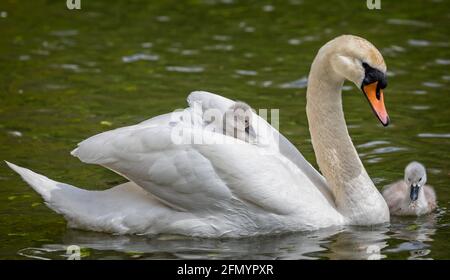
[382,162,437,216]
[7,35,391,237]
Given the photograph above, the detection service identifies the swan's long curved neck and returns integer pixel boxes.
[306,53,389,224]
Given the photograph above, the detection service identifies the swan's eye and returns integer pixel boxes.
[362,62,388,91]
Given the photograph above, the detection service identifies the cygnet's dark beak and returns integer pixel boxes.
[410,184,420,201]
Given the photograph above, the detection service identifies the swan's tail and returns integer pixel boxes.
[5,161,88,216]
[5,161,176,235]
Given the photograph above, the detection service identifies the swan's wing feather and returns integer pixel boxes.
[185,91,332,201]
[72,123,334,217]
[192,139,338,217]
[72,91,335,214]
[72,125,234,211]
[277,133,333,202]
[187,91,234,114]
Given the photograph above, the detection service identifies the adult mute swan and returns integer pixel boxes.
[7,35,391,237]
[382,162,437,216]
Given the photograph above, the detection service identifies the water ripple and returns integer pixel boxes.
[417,133,450,139]
[50,30,78,37]
[411,105,430,110]
[382,45,406,56]
[141,42,153,48]
[59,64,81,72]
[235,70,257,76]
[279,76,308,89]
[412,90,427,95]
[18,55,30,61]
[204,44,234,51]
[422,81,443,88]
[408,39,431,47]
[387,18,431,27]
[372,146,407,154]
[7,131,22,137]
[181,50,199,56]
[342,85,353,91]
[435,59,450,65]
[156,16,170,22]
[288,35,317,46]
[122,53,159,63]
[262,5,275,12]
[408,39,449,47]
[166,66,204,73]
[239,22,255,33]
[212,35,231,41]
[357,140,390,149]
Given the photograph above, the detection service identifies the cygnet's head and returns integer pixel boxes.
[224,101,253,132]
[404,161,427,201]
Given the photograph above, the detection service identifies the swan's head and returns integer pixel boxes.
[224,101,253,132]
[404,161,427,201]
[326,35,389,126]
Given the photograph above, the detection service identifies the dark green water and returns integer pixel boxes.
[0,0,449,259]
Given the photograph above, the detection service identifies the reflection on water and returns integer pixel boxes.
[17,215,440,260]
[386,214,439,260]
[0,0,449,259]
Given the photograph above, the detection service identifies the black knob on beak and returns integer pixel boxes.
[410,185,420,201]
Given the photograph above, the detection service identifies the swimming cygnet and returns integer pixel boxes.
[223,101,255,142]
[382,161,437,216]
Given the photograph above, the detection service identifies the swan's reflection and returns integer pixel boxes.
[20,213,439,260]
[323,225,390,260]
[385,213,438,260]
[390,214,437,242]
[37,225,388,260]
[57,227,342,260]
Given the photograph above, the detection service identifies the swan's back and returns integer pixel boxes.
[70,91,342,233]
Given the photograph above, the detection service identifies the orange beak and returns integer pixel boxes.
[362,81,389,126]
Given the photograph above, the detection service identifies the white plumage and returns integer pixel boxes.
[7,35,392,237]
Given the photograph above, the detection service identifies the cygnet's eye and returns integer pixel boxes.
[419,177,422,182]
[408,178,411,182]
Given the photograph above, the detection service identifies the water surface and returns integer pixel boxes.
[0,0,449,259]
